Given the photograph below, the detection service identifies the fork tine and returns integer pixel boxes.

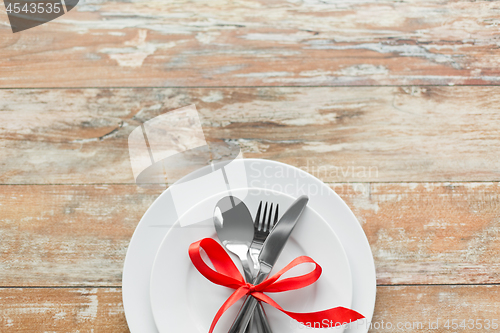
[260,202,268,231]
[255,201,262,228]
[271,204,279,230]
[265,203,273,232]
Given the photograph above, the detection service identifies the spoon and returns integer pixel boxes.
[214,196,271,333]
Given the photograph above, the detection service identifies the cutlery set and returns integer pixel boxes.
[214,195,309,333]
[123,160,375,333]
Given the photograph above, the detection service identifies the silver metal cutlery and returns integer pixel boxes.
[248,202,280,333]
[249,202,279,275]
[227,195,309,333]
[213,196,272,333]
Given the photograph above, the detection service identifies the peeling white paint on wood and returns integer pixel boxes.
[0,183,499,286]
[1,286,499,332]
[1,1,500,329]
[1,87,500,183]
[0,288,129,331]
[2,0,500,87]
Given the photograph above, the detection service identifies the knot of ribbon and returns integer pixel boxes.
[189,238,364,333]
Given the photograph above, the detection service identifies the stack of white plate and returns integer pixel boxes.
[123,159,376,333]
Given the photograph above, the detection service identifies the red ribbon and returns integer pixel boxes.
[188,238,364,333]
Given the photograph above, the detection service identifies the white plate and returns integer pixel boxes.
[123,158,376,333]
[150,188,352,333]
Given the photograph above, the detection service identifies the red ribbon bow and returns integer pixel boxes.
[189,238,364,333]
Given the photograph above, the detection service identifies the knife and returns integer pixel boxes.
[228,195,309,333]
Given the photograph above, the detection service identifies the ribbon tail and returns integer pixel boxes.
[253,293,365,329]
[282,307,365,328]
[208,287,249,333]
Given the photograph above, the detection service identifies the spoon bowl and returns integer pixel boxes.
[213,196,254,265]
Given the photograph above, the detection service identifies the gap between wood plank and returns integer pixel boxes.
[0,181,499,186]
[1,84,500,90]
[3,283,500,289]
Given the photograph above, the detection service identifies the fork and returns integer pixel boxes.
[247,202,279,333]
[249,202,279,273]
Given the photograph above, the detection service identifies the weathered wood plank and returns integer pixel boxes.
[350,182,500,285]
[0,185,160,286]
[1,182,499,286]
[1,1,500,87]
[1,87,500,184]
[0,288,129,332]
[370,285,500,333]
[1,285,499,332]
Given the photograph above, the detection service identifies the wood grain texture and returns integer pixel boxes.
[1,86,500,184]
[1,286,500,332]
[1,0,500,87]
[0,288,129,332]
[1,182,499,286]
[370,285,500,332]
[349,182,500,285]
[2,0,499,329]
[0,185,160,286]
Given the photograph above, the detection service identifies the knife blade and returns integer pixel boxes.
[228,195,309,333]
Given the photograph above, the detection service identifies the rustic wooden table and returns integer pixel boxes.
[1,1,500,332]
